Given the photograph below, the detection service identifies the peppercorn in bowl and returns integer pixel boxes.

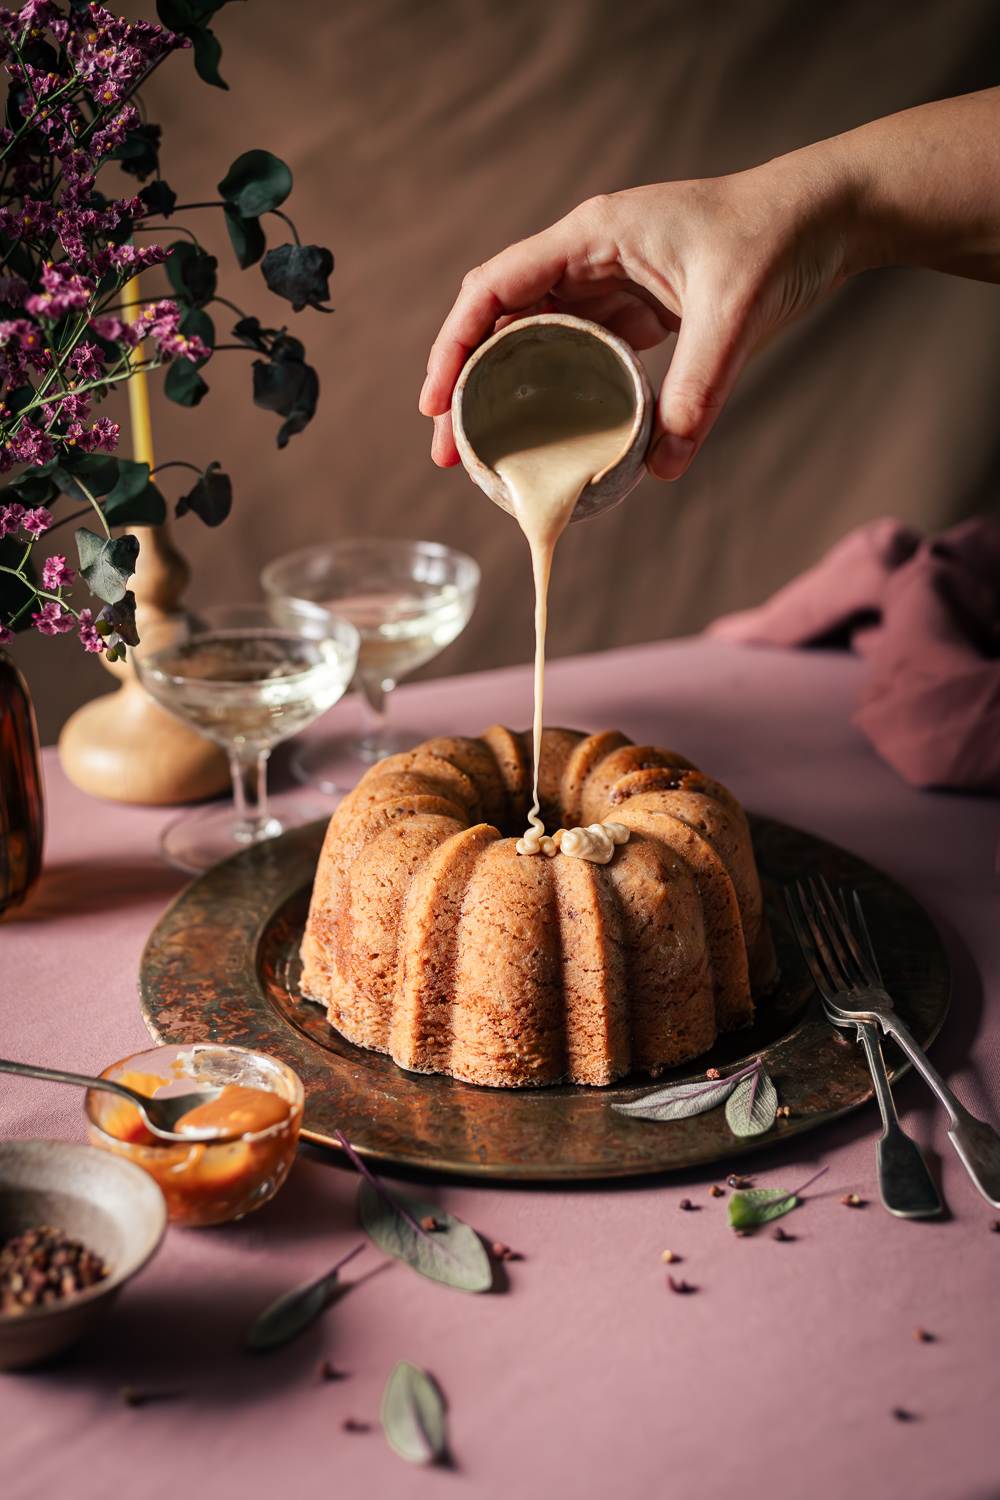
[0,1139,167,1370]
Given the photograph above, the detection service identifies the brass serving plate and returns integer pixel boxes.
[140,816,950,1180]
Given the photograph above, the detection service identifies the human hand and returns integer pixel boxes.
[419,153,855,480]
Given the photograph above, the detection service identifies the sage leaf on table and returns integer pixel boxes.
[728,1166,829,1231]
[611,1059,761,1123]
[359,1179,492,1293]
[244,1243,365,1351]
[335,1130,492,1293]
[725,1068,778,1138]
[381,1362,448,1466]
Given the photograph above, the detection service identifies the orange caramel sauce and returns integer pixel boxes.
[98,1070,298,1226]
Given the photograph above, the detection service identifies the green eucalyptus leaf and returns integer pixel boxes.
[110,123,161,181]
[261,243,333,311]
[8,468,59,505]
[612,1072,740,1123]
[101,461,167,528]
[139,179,177,217]
[75,528,138,605]
[358,1179,492,1293]
[193,26,227,89]
[165,358,209,407]
[54,453,119,503]
[175,462,232,527]
[166,241,218,308]
[725,1069,778,1138]
[224,207,266,269]
[219,150,292,218]
[252,342,318,448]
[381,1363,448,1467]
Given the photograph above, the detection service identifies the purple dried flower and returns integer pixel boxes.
[85,417,118,452]
[7,422,55,467]
[41,554,76,590]
[0,623,14,646]
[0,503,25,538]
[77,608,103,654]
[25,262,93,318]
[22,506,53,537]
[32,600,75,636]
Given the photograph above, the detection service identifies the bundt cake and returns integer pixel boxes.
[301,723,779,1086]
[301,726,776,1087]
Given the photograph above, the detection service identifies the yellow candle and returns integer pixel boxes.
[123,273,155,471]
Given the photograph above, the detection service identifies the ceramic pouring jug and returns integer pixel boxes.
[451,312,653,523]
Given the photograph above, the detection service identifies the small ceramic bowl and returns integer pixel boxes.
[0,1139,167,1370]
[451,312,653,524]
[85,1043,304,1228]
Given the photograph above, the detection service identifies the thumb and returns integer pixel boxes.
[647,298,747,481]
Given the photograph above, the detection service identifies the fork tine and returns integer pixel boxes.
[784,888,835,1001]
[817,875,876,985]
[786,881,839,998]
[850,890,884,985]
[808,876,868,989]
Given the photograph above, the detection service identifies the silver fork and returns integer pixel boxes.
[789,877,1000,1210]
[786,885,941,1218]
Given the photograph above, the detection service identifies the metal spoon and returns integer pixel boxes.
[0,1057,228,1143]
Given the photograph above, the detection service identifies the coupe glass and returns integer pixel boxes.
[261,538,480,785]
[134,603,359,873]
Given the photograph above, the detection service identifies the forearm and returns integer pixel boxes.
[784,87,1000,282]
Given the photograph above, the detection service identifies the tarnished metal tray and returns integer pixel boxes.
[139,816,949,1180]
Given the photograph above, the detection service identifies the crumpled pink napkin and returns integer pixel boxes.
[707,517,1000,794]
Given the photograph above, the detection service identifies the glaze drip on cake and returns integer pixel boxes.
[473,346,635,857]
[516,819,629,862]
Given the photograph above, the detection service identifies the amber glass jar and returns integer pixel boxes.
[0,651,44,918]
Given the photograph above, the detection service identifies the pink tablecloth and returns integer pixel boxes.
[2,639,999,1500]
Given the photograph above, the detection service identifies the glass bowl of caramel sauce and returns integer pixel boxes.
[84,1044,304,1227]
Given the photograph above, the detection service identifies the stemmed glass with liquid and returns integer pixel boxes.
[261,539,480,789]
[134,603,359,873]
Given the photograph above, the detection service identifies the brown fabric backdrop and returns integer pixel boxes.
[12,0,1000,744]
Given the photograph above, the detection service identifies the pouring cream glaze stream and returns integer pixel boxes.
[451,314,653,855]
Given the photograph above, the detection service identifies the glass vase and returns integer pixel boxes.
[0,650,44,918]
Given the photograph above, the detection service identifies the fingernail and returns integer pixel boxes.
[418,373,434,414]
[649,433,694,481]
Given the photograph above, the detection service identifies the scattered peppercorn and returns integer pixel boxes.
[727,1174,753,1190]
[120,1386,146,1408]
[773,1226,795,1242]
[734,1229,752,1238]
[913,1329,935,1344]
[420,1215,442,1232]
[775,1105,792,1119]
[667,1275,697,1294]
[840,1193,865,1208]
[0,1225,108,1314]
[709,1185,724,1198]
[491,1241,523,1262]
[678,1198,699,1212]
[990,1220,1000,1234]
[320,1359,348,1381]
[661,1250,681,1264]
[706,1068,722,1080]
[342,1418,371,1433]
[892,1408,917,1423]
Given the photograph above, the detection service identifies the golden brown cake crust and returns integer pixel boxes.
[300,726,776,1088]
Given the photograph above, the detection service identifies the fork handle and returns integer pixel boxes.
[856,1024,942,1218]
[878,1016,1000,1209]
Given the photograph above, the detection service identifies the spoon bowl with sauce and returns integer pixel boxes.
[85,1044,304,1227]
